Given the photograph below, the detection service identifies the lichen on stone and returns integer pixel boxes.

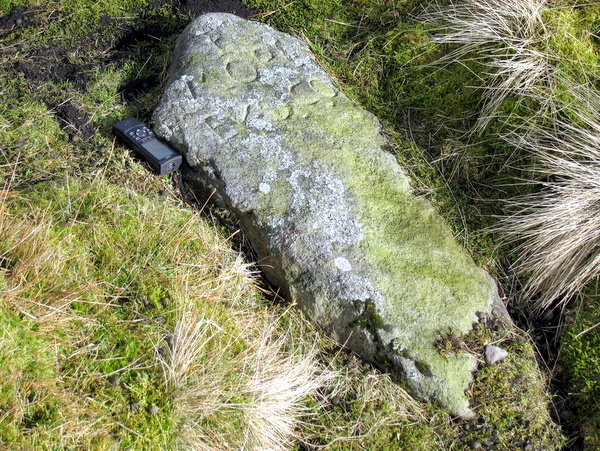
[153,12,503,418]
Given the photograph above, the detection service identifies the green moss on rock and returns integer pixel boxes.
[154,12,501,418]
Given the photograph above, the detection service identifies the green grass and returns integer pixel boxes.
[560,288,600,449]
[2,0,594,447]
[0,176,342,449]
[0,2,341,447]
[1,179,183,448]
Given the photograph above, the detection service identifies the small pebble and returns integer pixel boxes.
[71,133,82,143]
[141,296,154,311]
[129,402,140,412]
[559,409,574,422]
[157,347,168,358]
[542,309,554,323]
[165,334,174,347]
[154,315,166,325]
[108,375,120,387]
[161,297,171,307]
[470,441,482,450]
[484,345,508,364]
[148,404,159,415]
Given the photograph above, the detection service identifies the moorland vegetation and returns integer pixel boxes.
[1,0,599,449]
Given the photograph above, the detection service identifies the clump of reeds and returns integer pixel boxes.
[163,297,339,451]
[422,0,552,133]
[423,0,600,311]
[500,85,600,311]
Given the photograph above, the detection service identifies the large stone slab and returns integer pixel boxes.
[153,12,504,418]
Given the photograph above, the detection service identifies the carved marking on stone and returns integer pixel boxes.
[204,102,252,141]
[185,77,203,98]
[309,79,336,98]
[272,106,292,121]
[290,80,320,105]
[225,60,258,83]
[254,47,274,63]
[204,116,237,141]
[289,78,338,112]
[204,116,223,133]
[211,35,225,50]
[274,39,290,58]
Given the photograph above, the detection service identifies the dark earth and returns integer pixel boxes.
[0,1,584,449]
[0,1,256,140]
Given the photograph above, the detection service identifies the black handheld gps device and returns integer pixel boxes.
[113,118,182,176]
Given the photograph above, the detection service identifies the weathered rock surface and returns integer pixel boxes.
[153,12,505,418]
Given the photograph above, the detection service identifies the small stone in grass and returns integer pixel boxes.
[148,404,159,415]
[484,345,508,364]
[141,295,154,311]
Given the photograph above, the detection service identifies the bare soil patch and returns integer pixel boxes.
[0,1,255,140]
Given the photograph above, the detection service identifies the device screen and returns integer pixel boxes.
[143,139,175,161]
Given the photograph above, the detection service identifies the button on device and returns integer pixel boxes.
[136,128,149,138]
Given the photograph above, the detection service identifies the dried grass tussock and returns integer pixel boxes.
[422,0,552,132]
[164,297,339,451]
[500,87,600,311]
[424,0,600,311]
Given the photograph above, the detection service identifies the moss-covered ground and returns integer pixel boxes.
[1,0,597,448]
[244,0,599,449]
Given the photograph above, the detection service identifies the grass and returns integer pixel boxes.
[422,0,600,313]
[1,0,593,448]
[0,173,342,449]
[499,88,600,311]
[560,286,600,449]
[422,0,552,133]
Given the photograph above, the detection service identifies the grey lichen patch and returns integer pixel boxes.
[153,12,502,419]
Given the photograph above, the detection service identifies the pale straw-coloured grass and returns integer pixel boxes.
[422,0,552,132]
[423,0,600,310]
[500,83,600,311]
[163,291,340,451]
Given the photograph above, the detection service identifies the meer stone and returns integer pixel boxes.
[153,13,507,418]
